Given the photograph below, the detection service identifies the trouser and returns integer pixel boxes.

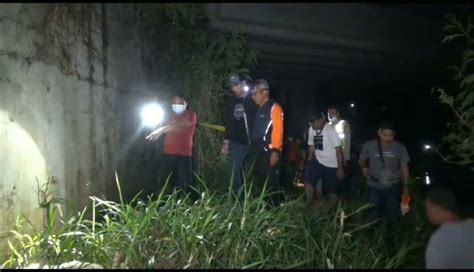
[162,154,193,194]
[337,160,357,199]
[281,161,298,190]
[367,184,401,242]
[249,142,282,205]
[228,142,251,194]
[305,159,337,197]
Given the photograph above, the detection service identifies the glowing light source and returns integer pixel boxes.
[141,103,164,128]
[350,103,355,108]
[425,172,431,185]
[0,110,47,243]
[423,144,432,151]
[243,85,249,92]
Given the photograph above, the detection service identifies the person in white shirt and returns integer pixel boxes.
[328,105,353,199]
[305,113,345,208]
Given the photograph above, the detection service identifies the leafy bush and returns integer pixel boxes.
[434,13,474,171]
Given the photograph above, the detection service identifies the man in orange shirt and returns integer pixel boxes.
[250,79,284,205]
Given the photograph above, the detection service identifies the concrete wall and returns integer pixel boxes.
[0,3,153,250]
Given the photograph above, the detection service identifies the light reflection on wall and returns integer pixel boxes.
[0,110,47,251]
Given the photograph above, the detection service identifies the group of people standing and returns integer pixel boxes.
[221,75,284,204]
[145,73,411,216]
[146,74,285,204]
[143,73,473,269]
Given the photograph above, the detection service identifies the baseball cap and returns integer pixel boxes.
[253,79,270,92]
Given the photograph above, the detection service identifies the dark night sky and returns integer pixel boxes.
[206,3,473,189]
[244,4,468,163]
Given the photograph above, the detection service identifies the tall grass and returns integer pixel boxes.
[1,173,428,269]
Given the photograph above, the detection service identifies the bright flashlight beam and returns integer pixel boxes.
[423,144,432,151]
[243,85,249,92]
[141,103,164,128]
[425,173,431,185]
[350,103,355,108]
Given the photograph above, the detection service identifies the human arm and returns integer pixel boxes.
[221,100,233,155]
[400,144,411,195]
[146,113,195,141]
[342,121,351,165]
[335,146,345,180]
[329,127,345,179]
[359,143,370,178]
[307,127,315,161]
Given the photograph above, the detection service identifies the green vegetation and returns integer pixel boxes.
[434,13,474,171]
[1,173,430,269]
[136,3,258,175]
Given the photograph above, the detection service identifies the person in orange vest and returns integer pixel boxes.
[249,79,284,205]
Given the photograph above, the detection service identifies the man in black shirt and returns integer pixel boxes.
[221,74,257,195]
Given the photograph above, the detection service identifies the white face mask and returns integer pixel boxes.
[172,104,187,114]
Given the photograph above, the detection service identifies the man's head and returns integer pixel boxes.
[309,113,326,131]
[229,74,252,98]
[252,79,270,106]
[228,74,244,97]
[172,93,189,115]
[378,121,396,144]
[327,106,341,123]
[426,187,460,226]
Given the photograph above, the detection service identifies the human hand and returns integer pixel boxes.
[362,167,369,178]
[146,128,163,141]
[221,143,229,156]
[337,167,345,180]
[270,152,280,167]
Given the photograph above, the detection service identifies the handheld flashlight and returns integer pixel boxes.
[141,103,164,128]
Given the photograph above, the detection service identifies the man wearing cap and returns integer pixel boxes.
[250,79,284,205]
[221,74,258,195]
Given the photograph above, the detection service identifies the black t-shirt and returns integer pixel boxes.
[225,95,257,145]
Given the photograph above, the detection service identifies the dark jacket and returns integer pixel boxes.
[224,94,257,145]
